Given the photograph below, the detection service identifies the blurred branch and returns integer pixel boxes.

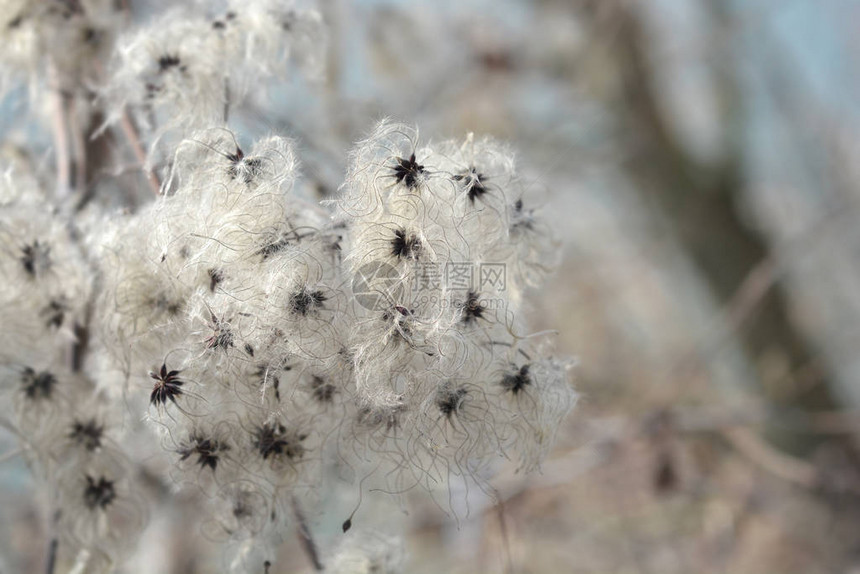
[723,257,777,337]
[291,496,323,572]
[574,1,842,426]
[44,537,57,574]
[722,426,816,487]
[0,447,22,463]
[509,400,860,507]
[68,97,87,197]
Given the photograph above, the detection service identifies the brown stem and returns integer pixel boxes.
[49,69,72,198]
[492,489,514,574]
[67,96,87,195]
[118,109,161,195]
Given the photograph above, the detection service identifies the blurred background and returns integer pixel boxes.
[4,0,860,572]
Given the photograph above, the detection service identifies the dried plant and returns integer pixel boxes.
[0,1,576,572]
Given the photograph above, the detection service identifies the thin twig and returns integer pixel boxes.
[492,489,514,574]
[48,66,71,198]
[67,94,87,195]
[722,426,817,488]
[0,447,21,463]
[223,78,231,124]
[118,109,161,196]
[722,258,778,335]
[291,495,323,571]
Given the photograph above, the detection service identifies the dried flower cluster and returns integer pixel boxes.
[0,0,122,92]
[335,121,576,482]
[0,168,145,570]
[89,119,576,567]
[107,0,325,141]
[0,1,576,572]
